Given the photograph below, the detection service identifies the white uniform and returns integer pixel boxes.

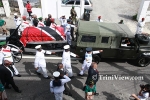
[0,51,4,65]
[62,50,76,77]
[65,25,71,45]
[96,19,103,22]
[79,50,100,75]
[20,21,31,31]
[14,17,21,28]
[136,21,145,34]
[34,50,51,78]
[37,21,45,27]
[1,46,20,75]
[50,75,71,100]
[59,18,67,32]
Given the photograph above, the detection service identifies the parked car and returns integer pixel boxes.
[72,20,150,67]
[62,0,92,7]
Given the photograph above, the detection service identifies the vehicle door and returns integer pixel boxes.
[117,37,138,59]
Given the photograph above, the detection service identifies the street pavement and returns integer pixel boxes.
[1,0,150,100]
[5,57,150,100]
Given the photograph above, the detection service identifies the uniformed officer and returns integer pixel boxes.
[136,18,145,34]
[1,41,22,77]
[79,47,103,76]
[34,45,55,79]
[59,15,67,32]
[50,71,71,100]
[62,45,78,77]
[37,17,45,27]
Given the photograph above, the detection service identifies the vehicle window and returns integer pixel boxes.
[85,0,89,5]
[101,37,109,43]
[81,35,96,43]
[66,1,75,4]
[75,1,80,5]
[121,38,135,47]
[62,0,69,4]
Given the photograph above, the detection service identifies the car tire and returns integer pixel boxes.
[92,55,101,64]
[137,56,150,67]
[135,34,149,44]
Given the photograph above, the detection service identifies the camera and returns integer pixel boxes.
[140,84,145,89]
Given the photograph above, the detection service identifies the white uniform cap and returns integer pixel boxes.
[14,13,17,16]
[63,45,70,49]
[53,71,60,77]
[35,45,41,49]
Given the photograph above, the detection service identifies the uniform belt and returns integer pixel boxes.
[4,56,11,58]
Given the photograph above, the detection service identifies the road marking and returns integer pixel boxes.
[22,56,82,60]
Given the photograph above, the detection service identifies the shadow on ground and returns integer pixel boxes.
[102,91,120,100]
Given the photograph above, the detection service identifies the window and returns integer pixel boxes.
[101,37,109,43]
[75,1,80,5]
[66,1,74,4]
[62,0,69,4]
[81,35,96,43]
[85,0,89,5]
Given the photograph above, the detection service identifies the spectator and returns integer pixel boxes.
[118,20,124,24]
[26,1,32,20]
[0,21,7,36]
[14,13,21,28]
[0,60,21,93]
[136,18,145,34]
[59,15,67,32]
[37,17,45,27]
[44,18,47,26]
[130,84,150,100]
[84,80,96,100]
[84,62,100,96]
[46,14,52,26]
[0,80,7,100]
[50,71,71,100]
[96,16,103,22]
[33,15,39,27]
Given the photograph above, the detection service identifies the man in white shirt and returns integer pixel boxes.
[37,17,45,27]
[50,71,71,100]
[79,47,103,76]
[136,18,145,34]
[14,13,21,28]
[34,45,55,79]
[59,15,67,32]
[96,16,103,22]
[62,45,78,77]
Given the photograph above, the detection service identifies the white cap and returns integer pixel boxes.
[53,71,60,77]
[63,45,70,49]
[35,45,41,49]
[14,13,17,16]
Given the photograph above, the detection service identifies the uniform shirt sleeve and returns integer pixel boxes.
[45,51,52,54]
[61,75,71,85]
[92,51,100,54]
[50,81,54,93]
[70,52,76,57]
[34,55,40,68]
[10,47,19,52]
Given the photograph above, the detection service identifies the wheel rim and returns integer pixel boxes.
[139,58,147,66]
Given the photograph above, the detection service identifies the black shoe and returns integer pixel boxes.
[44,76,50,79]
[5,86,11,89]
[94,93,99,96]
[15,74,21,77]
[15,90,22,93]
[36,72,41,75]
[78,74,83,76]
